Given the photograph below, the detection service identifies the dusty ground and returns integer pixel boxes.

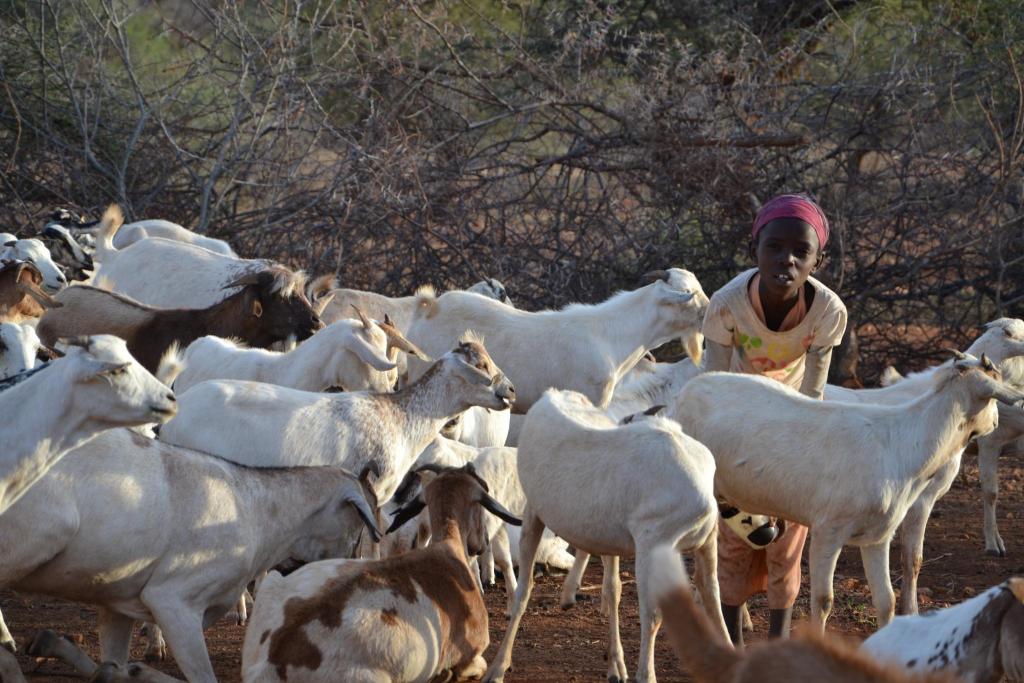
[5,452,1023,682]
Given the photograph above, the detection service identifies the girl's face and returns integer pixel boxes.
[749,218,823,295]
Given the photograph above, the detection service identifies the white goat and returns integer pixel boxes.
[160,337,514,506]
[174,312,399,394]
[823,318,1024,613]
[862,578,1024,683]
[90,206,314,312]
[605,356,699,422]
[482,389,726,683]
[0,335,176,522]
[669,354,1024,634]
[110,219,237,256]
[407,269,707,413]
[0,429,381,683]
[0,237,67,292]
[0,322,41,379]
[318,279,512,332]
[241,464,521,683]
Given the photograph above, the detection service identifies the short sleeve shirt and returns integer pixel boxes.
[702,269,847,388]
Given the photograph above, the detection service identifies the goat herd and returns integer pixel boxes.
[0,206,1021,683]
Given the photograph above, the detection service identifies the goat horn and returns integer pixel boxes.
[351,304,373,330]
[980,353,996,371]
[943,347,968,361]
[379,320,431,360]
[638,270,669,286]
[222,272,263,290]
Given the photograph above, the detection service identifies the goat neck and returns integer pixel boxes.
[234,466,360,574]
[376,363,477,455]
[0,363,96,511]
[887,374,995,484]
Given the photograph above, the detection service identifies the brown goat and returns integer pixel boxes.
[0,261,61,324]
[652,547,957,683]
[38,271,326,373]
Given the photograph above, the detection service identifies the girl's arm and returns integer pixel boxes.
[800,345,834,400]
[704,340,732,373]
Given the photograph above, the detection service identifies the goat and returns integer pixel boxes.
[0,335,176,521]
[482,388,726,683]
[823,318,1024,613]
[0,322,41,379]
[649,546,956,683]
[90,207,321,330]
[159,335,515,507]
[241,464,521,683]
[317,279,513,333]
[0,261,60,324]
[37,276,325,373]
[862,578,1024,683]
[407,268,707,413]
[0,428,381,683]
[0,238,67,292]
[47,208,236,257]
[108,218,236,256]
[669,353,1024,633]
[173,309,403,394]
[40,222,95,281]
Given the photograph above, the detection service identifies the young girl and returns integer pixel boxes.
[701,194,847,644]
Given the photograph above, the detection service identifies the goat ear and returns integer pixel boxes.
[638,270,669,287]
[251,298,263,318]
[384,313,394,326]
[1008,577,1024,603]
[349,334,398,372]
[387,497,427,534]
[479,493,521,526]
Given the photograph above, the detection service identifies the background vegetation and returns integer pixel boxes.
[2,0,1022,380]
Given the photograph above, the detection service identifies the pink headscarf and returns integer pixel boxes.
[752,194,829,249]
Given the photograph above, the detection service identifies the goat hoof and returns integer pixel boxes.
[985,548,1006,558]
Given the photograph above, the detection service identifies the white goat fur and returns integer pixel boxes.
[0,428,378,683]
[318,279,512,332]
[669,356,1022,634]
[0,238,67,292]
[113,219,237,256]
[482,389,726,683]
[862,578,1024,683]
[0,335,175,521]
[174,318,396,394]
[823,318,1024,613]
[91,206,306,309]
[159,340,514,506]
[406,268,708,412]
[0,322,41,379]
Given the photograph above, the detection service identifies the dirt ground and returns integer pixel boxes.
[5,452,1023,682]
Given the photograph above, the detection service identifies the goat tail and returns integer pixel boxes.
[650,544,740,683]
[879,366,903,387]
[95,204,124,261]
[413,284,438,318]
[156,342,184,387]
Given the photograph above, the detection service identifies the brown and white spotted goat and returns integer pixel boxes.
[241,464,521,683]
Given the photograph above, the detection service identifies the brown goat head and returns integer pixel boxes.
[220,267,324,347]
